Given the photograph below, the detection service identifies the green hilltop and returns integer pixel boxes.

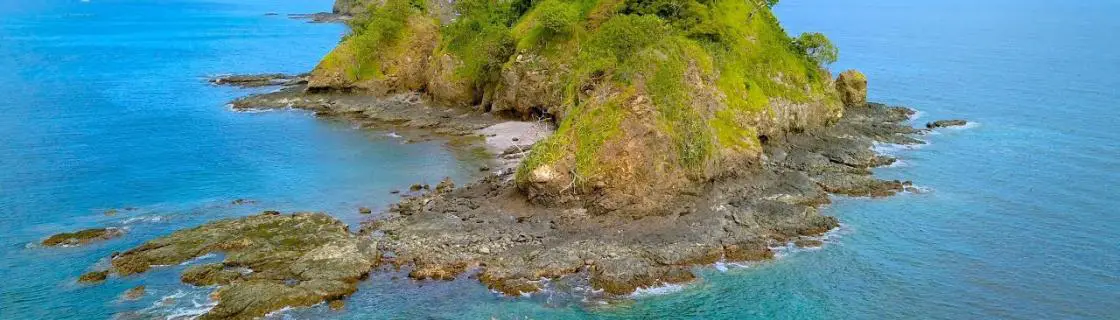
[310,0,863,215]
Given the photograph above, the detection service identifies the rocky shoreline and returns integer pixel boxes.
[361,102,931,296]
[81,74,961,317]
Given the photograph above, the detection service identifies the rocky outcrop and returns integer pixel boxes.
[836,69,868,107]
[93,212,377,320]
[78,270,109,283]
[42,228,123,247]
[362,103,933,296]
[927,119,968,128]
[210,74,306,88]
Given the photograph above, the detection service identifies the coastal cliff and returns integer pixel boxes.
[310,0,847,215]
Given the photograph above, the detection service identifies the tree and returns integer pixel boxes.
[794,32,838,66]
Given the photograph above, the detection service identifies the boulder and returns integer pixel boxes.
[836,70,868,107]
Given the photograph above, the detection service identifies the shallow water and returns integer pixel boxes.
[2,0,1119,319]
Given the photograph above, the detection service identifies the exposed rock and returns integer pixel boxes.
[123,285,146,300]
[793,239,824,248]
[210,75,306,88]
[360,103,942,296]
[96,212,377,320]
[288,12,350,24]
[435,177,455,193]
[181,263,245,286]
[926,119,968,128]
[836,70,868,107]
[359,207,373,214]
[328,299,346,311]
[43,228,124,247]
[79,270,109,283]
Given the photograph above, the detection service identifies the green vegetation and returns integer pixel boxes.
[312,0,846,211]
[793,32,839,66]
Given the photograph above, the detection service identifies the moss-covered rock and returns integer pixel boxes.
[98,212,377,320]
[836,69,868,107]
[42,228,123,247]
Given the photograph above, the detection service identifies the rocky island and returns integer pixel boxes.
[82,0,966,317]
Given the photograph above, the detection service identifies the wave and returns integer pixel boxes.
[630,283,686,297]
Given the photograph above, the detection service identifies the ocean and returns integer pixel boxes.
[1,0,1117,319]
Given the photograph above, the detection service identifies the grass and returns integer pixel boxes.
[317,0,842,193]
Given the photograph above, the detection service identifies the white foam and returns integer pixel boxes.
[949,121,980,130]
[386,132,402,138]
[909,110,925,121]
[872,141,926,155]
[630,283,685,297]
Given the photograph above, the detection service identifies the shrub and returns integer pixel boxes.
[536,0,581,35]
[793,32,838,66]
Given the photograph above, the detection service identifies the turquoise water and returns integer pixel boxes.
[2,0,1118,319]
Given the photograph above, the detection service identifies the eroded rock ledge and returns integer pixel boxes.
[93,213,378,320]
[362,102,931,296]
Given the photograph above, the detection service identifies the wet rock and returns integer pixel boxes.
[409,184,423,192]
[793,239,824,248]
[262,210,281,216]
[926,119,968,128]
[230,198,256,205]
[79,270,109,283]
[435,177,455,193]
[98,212,377,320]
[287,12,350,23]
[123,285,146,300]
[359,207,373,215]
[211,75,305,88]
[43,228,124,247]
[328,300,346,311]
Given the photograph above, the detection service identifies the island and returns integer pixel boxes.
[79,0,965,318]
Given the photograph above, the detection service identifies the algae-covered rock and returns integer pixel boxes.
[123,285,146,300]
[836,69,868,107]
[100,212,377,320]
[78,270,109,283]
[43,228,123,247]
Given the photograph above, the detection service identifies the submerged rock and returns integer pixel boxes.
[43,228,124,247]
[123,285,146,300]
[96,212,377,320]
[926,119,968,128]
[79,270,109,283]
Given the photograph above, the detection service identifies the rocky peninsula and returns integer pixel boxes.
[78,0,969,317]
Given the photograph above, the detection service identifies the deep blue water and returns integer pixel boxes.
[2,0,1118,319]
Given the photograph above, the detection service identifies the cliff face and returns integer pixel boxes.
[312,0,846,215]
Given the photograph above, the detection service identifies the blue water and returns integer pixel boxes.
[2,0,1118,319]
